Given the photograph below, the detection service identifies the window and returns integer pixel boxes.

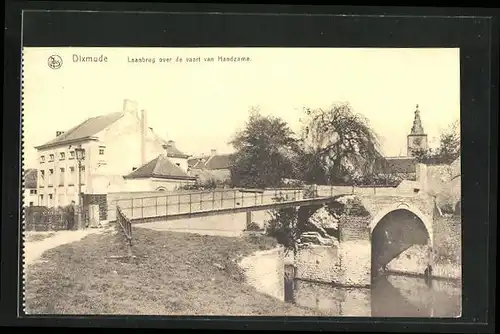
[29,189,37,194]
[48,169,54,185]
[69,167,75,184]
[49,194,53,199]
[59,168,65,186]
[49,154,55,162]
[40,156,45,163]
[40,170,45,180]
[69,151,75,159]
[59,152,66,160]
[99,146,105,155]
[39,194,44,205]
[176,163,180,167]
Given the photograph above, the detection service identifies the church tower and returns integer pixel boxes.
[407,104,428,156]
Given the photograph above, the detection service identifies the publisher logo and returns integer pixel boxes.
[48,55,63,70]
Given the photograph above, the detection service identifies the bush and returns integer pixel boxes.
[246,221,262,231]
[178,178,232,191]
[352,173,404,187]
[265,195,301,255]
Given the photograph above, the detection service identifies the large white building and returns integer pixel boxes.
[34,99,192,207]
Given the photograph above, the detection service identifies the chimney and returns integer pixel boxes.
[140,109,147,165]
[210,149,217,156]
[56,131,65,137]
[123,99,138,117]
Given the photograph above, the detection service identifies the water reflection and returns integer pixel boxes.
[284,265,461,317]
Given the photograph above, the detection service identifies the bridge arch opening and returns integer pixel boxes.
[370,206,432,279]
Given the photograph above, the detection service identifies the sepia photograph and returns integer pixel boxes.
[21,47,462,317]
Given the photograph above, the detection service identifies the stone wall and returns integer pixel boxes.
[239,247,285,301]
[294,243,371,287]
[337,240,372,287]
[339,216,370,242]
[419,162,461,213]
[295,245,340,283]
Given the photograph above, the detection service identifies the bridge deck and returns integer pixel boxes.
[129,196,335,223]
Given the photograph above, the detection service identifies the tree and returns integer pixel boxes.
[412,120,460,164]
[298,102,382,184]
[229,107,300,188]
[436,120,460,163]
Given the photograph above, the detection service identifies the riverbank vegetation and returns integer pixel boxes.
[24,227,325,316]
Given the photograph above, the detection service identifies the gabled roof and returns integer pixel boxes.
[204,154,233,170]
[188,156,210,169]
[124,154,195,180]
[164,144,190,159]
[35,112,125,149]
[24,169,37,188]
[374,156,417,174]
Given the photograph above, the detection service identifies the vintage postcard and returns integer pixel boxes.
[22,47,461,317]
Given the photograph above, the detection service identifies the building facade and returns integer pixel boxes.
[34,99,190,207]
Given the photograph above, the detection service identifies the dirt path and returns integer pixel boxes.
[24,229,104,266]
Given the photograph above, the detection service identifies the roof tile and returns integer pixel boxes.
[124,155,195,180]
[36,112,124,149]
[204,154,233,170]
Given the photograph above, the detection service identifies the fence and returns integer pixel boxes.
[24,206,89,231]
[106,184,406,223]
[116,205,133,258]
[107,188,312,222]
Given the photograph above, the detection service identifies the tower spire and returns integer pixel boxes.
[410,104,425,135]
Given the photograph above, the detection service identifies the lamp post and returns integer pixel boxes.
[75,146,85,229]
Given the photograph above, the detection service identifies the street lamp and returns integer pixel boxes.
[74,146,86,229]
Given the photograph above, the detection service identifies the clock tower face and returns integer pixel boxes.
[413,137,422,146]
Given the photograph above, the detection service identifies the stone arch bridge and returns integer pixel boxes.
[295,192,435,284]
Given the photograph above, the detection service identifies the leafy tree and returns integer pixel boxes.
[229,107,300,188]
[298,102,382,184]
[436,120,460,163]
[412,120,460,164]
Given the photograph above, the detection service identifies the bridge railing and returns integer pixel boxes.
[116,205,133,258]
[109,187,329,221]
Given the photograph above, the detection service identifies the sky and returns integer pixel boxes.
[23,47,460,168]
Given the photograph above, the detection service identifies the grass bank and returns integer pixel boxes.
[25,231,57,243]
[25,227,324,316]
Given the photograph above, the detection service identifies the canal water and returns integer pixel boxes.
[284,265,461,317]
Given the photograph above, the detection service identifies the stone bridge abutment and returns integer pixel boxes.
[293,193,435,287]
